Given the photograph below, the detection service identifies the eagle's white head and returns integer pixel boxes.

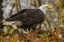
[39,5,52,15]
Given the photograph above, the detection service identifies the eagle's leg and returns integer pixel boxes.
[28,28,30,31]
[23,27,26,31]
[28,27,31,32]
[31,24,38,31]
[22,27,28,34]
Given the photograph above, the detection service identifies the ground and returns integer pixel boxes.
[0,27,63,42]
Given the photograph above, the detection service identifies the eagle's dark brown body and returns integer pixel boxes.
[6,9,45,31]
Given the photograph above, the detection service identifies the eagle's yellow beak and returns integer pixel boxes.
[46,6,53,9]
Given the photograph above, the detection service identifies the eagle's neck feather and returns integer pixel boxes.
[39,6,46,15]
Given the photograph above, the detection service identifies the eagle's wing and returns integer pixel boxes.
[5,9,28,21]
[20,9,38,25]
[10,9,27,18]
[6,9,44,25]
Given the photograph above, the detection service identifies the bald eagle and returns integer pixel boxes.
[3,5,50,34]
